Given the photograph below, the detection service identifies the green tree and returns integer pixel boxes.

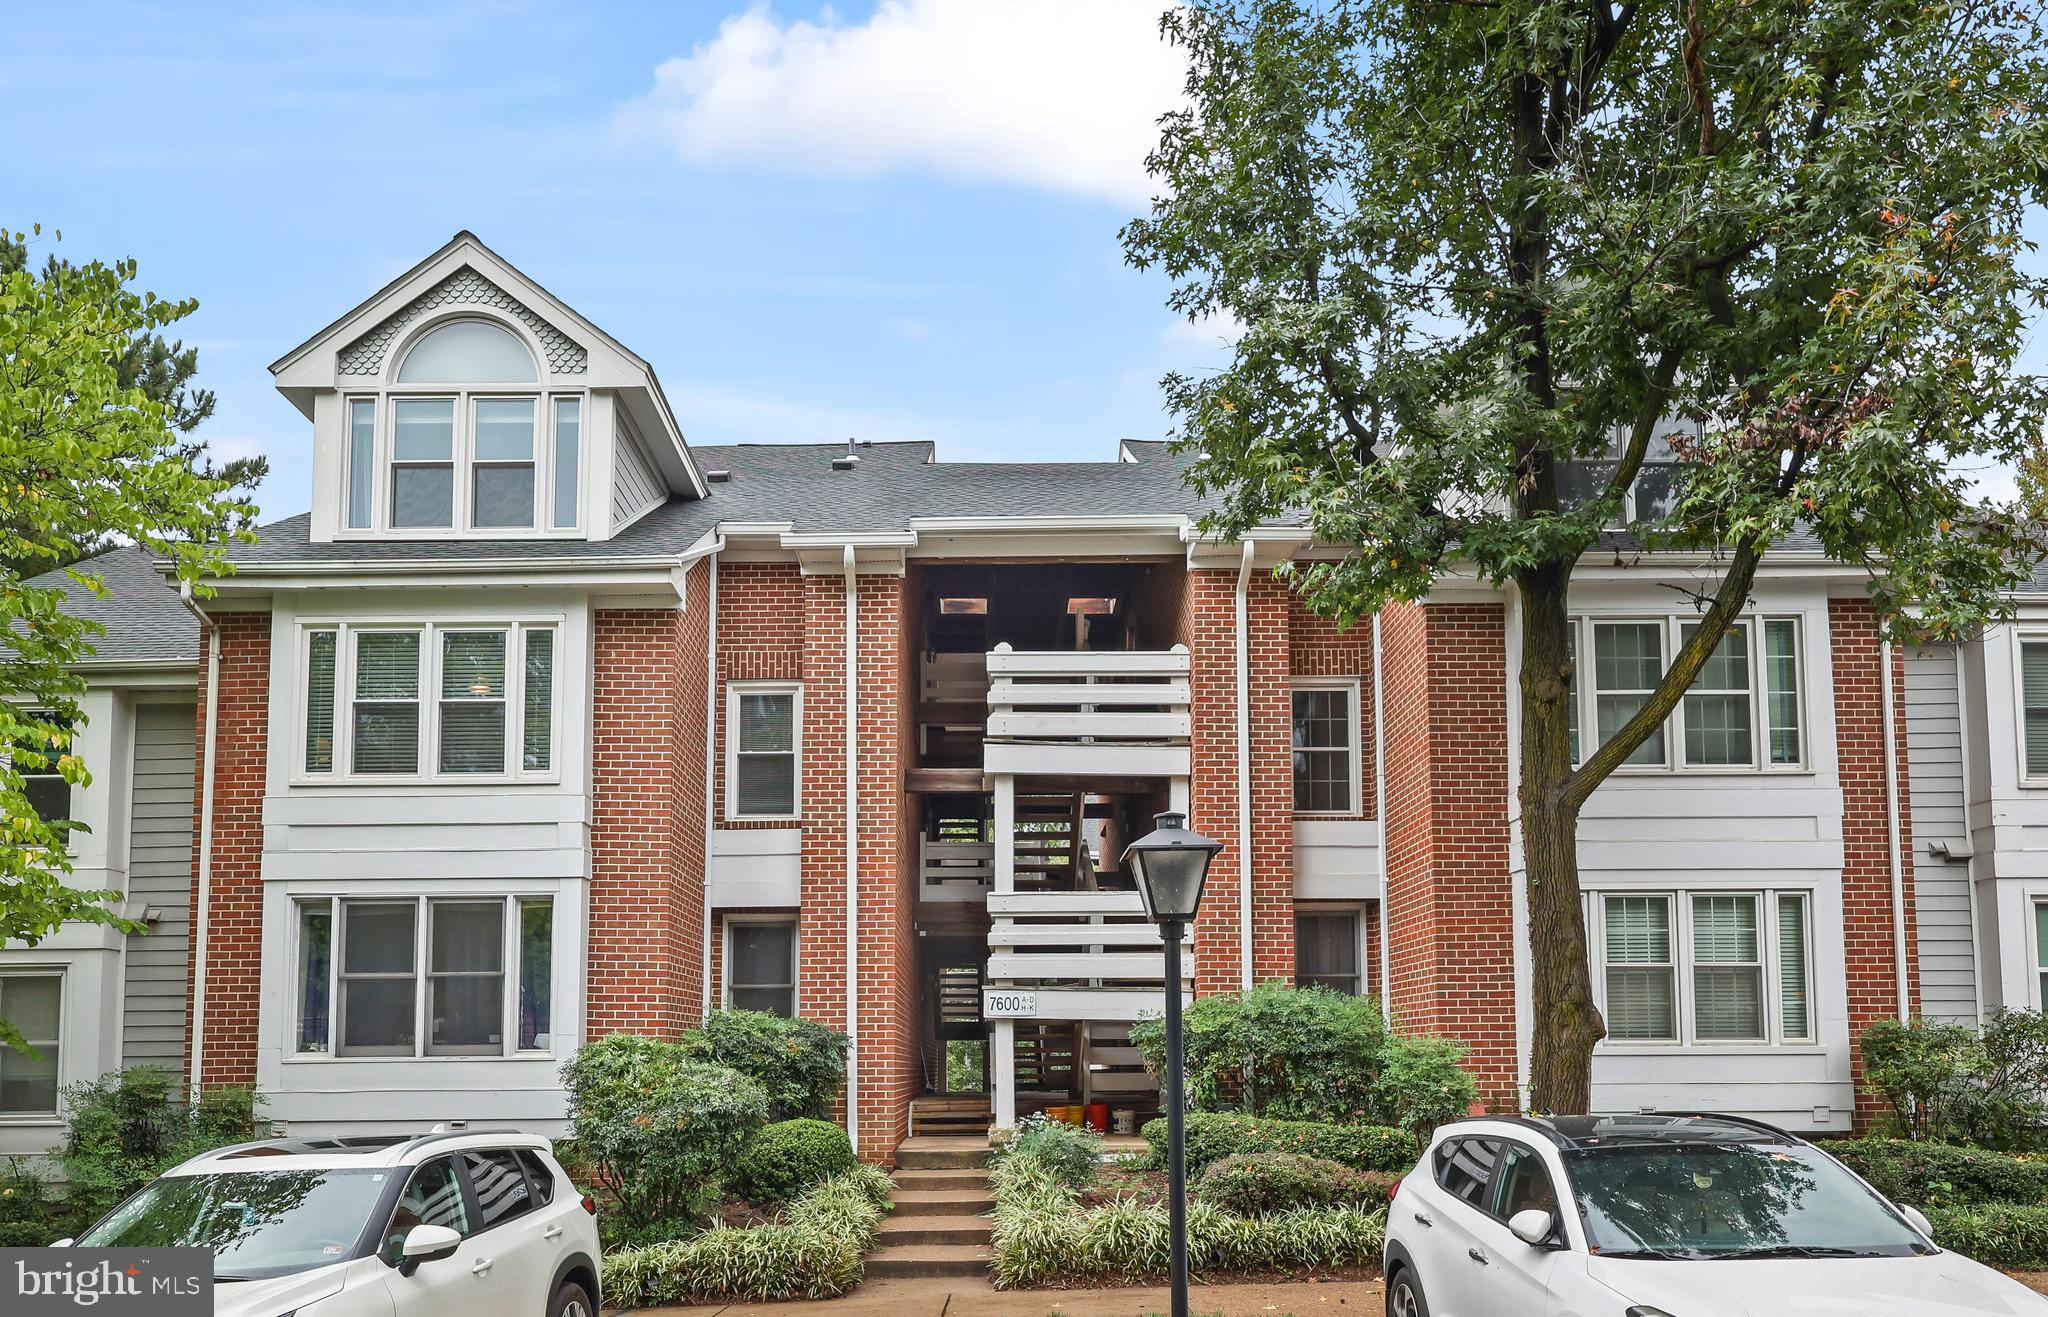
[0,227,265,573]
[1125,1,2048,1112]
[0,224,255,1048]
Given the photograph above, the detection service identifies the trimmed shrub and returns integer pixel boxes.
[1141,1112,1415,1176]
[561,1034,769,1234]
[1861,1011,2048,1149]
[58,1068,263,1218]
[1128,984,1475,1140]
[1924,1202,2048,1268]
[679,1010,848,1122]
[1193,1153,1380,1215]
[989,1113,1101,1190]
[0,1161,88,1248]
[988,1145,1385,1289]
[1828,1139,2048,1208]
[601,1166,894,1306]
[736,1119,856,1205]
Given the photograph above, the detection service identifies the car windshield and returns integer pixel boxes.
[78,1169,393,1280]
[1563,1141,1932,1260]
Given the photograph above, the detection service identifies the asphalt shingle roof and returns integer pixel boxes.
[25,546,200,665]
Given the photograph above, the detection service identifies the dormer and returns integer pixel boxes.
[271,232,703,544]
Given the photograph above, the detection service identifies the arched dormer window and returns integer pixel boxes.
[342,316,582,536]
[396,319,538,383]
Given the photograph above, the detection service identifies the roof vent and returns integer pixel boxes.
[832,438,861,471]
[705,468,732,483]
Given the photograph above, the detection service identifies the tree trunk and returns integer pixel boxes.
[1518,565,1606,1114]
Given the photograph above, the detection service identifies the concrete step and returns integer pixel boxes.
[864,1244,995,1279]
[890,1189,995,1217]
[895,1136,989,1171]
[877,1214,993,1246]
[892,1167,991,1192]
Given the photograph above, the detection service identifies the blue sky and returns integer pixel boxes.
[3,0,2036,524]
[3,1,1221,522]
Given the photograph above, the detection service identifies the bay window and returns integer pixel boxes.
[1571,614,1806,772]
[301,621,557,782]
[0,973,60,1115]
[294,895,553,1058]
[1594,889,1814,1046]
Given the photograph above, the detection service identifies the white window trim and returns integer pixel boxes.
[1590,886,1818,1052]
[2011,630,2048,788]
[1571,613,1808,775]
[2030,894,2048,1010]
[336,365,588,541]
[0,967,63,1122]
[1293,903,1366,994]
[295,617,562,786]
[289,894,555,1062]
[724,681,803,822]
[1290,677,1364,816]
[722,913,799,1015]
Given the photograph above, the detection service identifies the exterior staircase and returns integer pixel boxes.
[868,1136,994,1278]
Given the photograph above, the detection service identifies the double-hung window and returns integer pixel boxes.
[2021,641,2048,781]
[1291,680,1361,814]
[1594,890,1814,1046]
[726,918,796,1016]
[294,895,554,1058]
[12,714,73,826]
[301,621,557,782]
[0,973,60,1115]
[1295,910,1363,994]
[727,683,800,819]
[1573,615,1805,772]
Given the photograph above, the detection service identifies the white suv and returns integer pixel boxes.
[1383,1112,2047,1316]
[61,1127,600,1317]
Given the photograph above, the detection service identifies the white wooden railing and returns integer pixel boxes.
[919,837,993,902]
[982,645,1193,776]
[982,890,1193,1014]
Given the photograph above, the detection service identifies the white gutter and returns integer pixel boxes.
[1881,638,1911,1020]
[1235,540,1255,991]
[178,582,221,1100]
[1953,643,1986,1025]
[1373,612,1391,1016]
[699,538,725,1018]
[841,544,861,1154]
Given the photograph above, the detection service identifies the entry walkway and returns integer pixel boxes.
[641,1275,1386,1316]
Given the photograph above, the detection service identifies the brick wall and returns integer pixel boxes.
[1381,600,1518,1107]
[586,561,711,1037]
[1830,597,1919,1120]
[714,562,805,827]
[1288,594,1378,819]
[186,612,270,1090]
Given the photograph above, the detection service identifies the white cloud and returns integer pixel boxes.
[619,1,1186,204]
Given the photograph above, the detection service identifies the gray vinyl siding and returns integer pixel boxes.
[611,426,663,528]
[121,701,195,1075]
[1905,645,1978,1023]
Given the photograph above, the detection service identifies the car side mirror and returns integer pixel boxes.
[398,1223,462,1276]
[1899,1205,1934,1240]
[1508,1209,1557,1247]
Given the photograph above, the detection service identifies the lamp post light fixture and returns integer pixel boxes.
[1122,810,1221,1317]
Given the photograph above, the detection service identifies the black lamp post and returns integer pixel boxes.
[1122,810,1221,1317]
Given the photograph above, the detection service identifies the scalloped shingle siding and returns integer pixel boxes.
[336,267,587,376]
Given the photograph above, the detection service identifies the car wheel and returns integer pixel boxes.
[1386,1265,1429,1317]
[550,1281,594,1317]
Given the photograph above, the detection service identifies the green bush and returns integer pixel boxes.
[1828,1139,2048,1208]
[736,1119,856,1204]
[679,1010,848,1122]
[1924,1202,2048,1268]
[988,1144,1385,1289]
[1193,1153,1382,1215]
[561,1034,769,1234]
[58,1068,262,1218]
[1861,1011,2048,1149]
[1141,1112,1416,1176]
[989,1113,1101,1190]
[601,1166,894,1306]
[0,1161,88,1247]
[1128,984,1474,1139]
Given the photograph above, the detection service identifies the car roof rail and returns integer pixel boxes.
[395,1126,532,1155]
[1643,1110,1800,1141]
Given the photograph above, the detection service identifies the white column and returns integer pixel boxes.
[992,1018,1017,1128]
[1169,776,1191,816]
[994,773,1016,895]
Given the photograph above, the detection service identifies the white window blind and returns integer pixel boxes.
[1603,895,1676,1040]
[352,632,422,774]
[2024,642,2048,777]
[1778,894,1811,1039]
[1691,894,1764,1040]
[731,686,799,818]
[438,631,508,774]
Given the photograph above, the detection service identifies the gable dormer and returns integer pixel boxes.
[271,232,703,544]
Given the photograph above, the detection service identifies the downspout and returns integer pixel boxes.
[179,582,221,1100]
[698,539,724,1018]
[1881,637,1911,1021]
[1954,645,1986,1025]
[1234,540,1255,991]
[842,545,861,1155]
[1373,612,1391,1017]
